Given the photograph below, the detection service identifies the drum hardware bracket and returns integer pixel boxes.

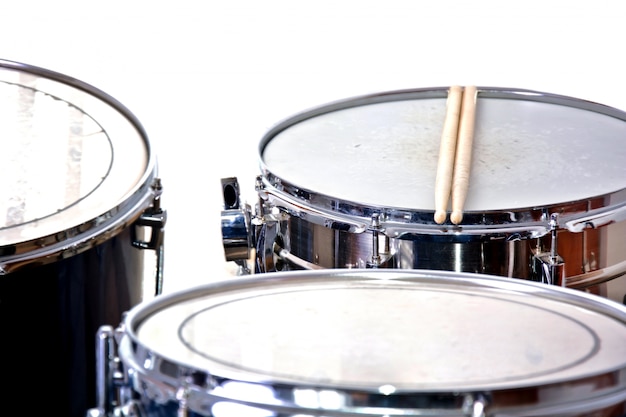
[221,206,253,274]
[221,177,253,274]
[131,178,167,296]
[531,214,565,286]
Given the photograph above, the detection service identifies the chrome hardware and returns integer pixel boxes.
[274,243,325,270]
[87,324,145,417]
[220,177,252,274]
[114,400,143,417]
[531,214,565,286]
[462,393,489,417]
[366,214,394,268]
[222,176,243,210]
[563,201,626,232]
[263,179,552,240]
[370,214,381,267]
[132,178,167,295]
[221,208,252,261]
[260,180,368,234]
[87,326,123,417]
[367,214,386,267]
[175,378,193,417]
[97,326,117,416]
[255,215,280,273]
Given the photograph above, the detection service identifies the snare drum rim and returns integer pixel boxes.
[119,269,626,415]
[0,59,158,274]
[257,87,626,237]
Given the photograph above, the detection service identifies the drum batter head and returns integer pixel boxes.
[260,88,626,216]
[123,269,626,416]
[0,60,154,265]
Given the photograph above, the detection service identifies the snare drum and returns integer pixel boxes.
[221,87,626,296]
[0,60,166,417]
[91,269,626,416]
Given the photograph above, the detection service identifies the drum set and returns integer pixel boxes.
[2,60,626,417]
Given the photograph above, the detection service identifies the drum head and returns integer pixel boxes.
[260,88,626,214]
[0,61,154,260]
[124,269,626,415]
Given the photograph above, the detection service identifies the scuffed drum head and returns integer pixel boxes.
[260,88,626,215]
[123,269,626,416]
[0,61,154,266]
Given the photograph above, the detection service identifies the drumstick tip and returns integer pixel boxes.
[434,210,447,224]
[450,210,463,225]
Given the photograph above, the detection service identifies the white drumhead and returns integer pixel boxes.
[261,89,626,211]
[0,62,151,248]
[132,270,626,392]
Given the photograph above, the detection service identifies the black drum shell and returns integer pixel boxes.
[0,226,144,417]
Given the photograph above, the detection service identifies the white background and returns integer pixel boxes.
[2,0,625,294]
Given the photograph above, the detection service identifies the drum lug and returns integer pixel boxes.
[531,214,565,286]
[87,325,127,417]
[132,178,167,295]
[368,214,382,267]
[175,378,193,417]
[367,214,390,267]
[532,252,565,286]
[366,214,394,268]
[463,393,490,417]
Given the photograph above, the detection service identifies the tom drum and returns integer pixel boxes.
[90,269,626,416]
[221,87,626,300]
[0,60,166,416]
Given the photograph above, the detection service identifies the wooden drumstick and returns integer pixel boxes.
[434,85,463,224]
[450,85,477,225]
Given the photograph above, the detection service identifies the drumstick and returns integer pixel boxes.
[434,85,463,224]
[450,85,478,225]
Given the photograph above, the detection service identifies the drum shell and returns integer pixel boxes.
[0,226,145,416]
[276,214,616,282]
